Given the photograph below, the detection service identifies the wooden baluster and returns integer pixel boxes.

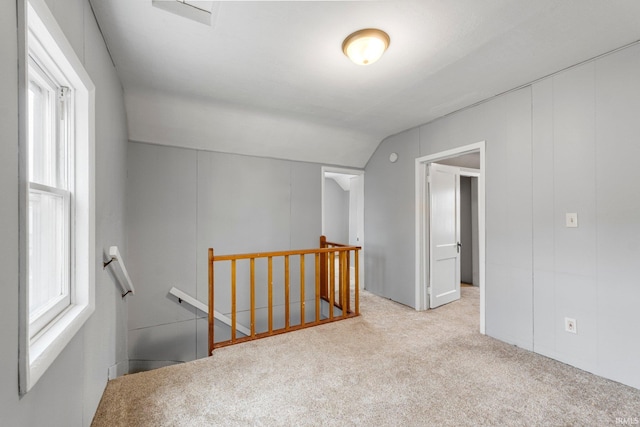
[329,250,335,319]
[315,253,320,323]
[268,256,273,334]
[355,248,360,316]
[231,259,236,342]
[341,250,347,318]
[250,258,255,337]
[336,248,341,308]
[208,248,214,355]
[284,255,290,330]
[337,247,343,308]
[319,236,327,300]
[300,255,305,326]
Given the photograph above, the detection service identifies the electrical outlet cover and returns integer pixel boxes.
[566,213,578,228]
[565,317,577,334]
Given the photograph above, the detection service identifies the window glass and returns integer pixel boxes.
[28,188,69,330]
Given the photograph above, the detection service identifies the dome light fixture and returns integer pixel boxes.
[342,28,390,66]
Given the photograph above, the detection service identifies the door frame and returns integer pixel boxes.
[414,141,486,333]
[321,166,365,289]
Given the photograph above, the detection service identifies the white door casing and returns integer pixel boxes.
[428,163,461,308]
[349,175,365,290]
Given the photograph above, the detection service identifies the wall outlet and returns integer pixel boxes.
[565,317,577,334]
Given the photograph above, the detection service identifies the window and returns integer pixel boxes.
[28,56,73,339]
[20,0,95,394]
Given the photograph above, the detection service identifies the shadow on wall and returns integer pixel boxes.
[365,250,385,297]
[128,325,192,373]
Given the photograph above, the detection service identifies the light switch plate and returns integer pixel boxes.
[566,213,578,228]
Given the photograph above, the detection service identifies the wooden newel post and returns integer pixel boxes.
[355,247,360,316]
[208,248,214,356]
[319,235,327,300]
[345,249,351,313]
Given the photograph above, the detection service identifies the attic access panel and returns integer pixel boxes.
[152,0,219,26]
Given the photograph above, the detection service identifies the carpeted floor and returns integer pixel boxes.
[93,287,640,426]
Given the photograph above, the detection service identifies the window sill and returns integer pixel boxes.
[26,302,94,392]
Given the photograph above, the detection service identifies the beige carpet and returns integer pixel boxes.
[93,288,640,426]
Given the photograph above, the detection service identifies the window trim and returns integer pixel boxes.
[19,0,95,395]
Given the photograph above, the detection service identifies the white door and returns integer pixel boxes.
[429,163,461,308]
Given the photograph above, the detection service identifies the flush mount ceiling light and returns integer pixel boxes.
[342,28,390,65]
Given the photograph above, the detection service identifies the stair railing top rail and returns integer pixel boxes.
[320,236,353,248]
[212,245,359,261]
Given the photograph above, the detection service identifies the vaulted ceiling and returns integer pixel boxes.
[90,0,640,167]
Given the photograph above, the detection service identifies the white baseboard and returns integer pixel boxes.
[108,360,130,380]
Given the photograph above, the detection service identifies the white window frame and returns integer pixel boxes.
[19,0,95,394]
[27,50,74,340]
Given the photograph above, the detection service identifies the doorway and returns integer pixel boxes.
[460,174,480,287]
[321,167,365,290]
[415,141,486,333]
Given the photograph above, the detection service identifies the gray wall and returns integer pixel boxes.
[0,0,129,425]
[531,46,640,387]
[364,128,420,306]
[324,178,349,243]
[364,43,640,390]
[126,142,323,368]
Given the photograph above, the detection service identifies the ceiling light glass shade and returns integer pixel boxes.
[342,28,390,65]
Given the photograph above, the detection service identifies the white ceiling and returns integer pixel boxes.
[90,0,640,167]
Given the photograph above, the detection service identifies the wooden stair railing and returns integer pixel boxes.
[208,236,360,355]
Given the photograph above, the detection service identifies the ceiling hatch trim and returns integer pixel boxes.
[151,0,219,26]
